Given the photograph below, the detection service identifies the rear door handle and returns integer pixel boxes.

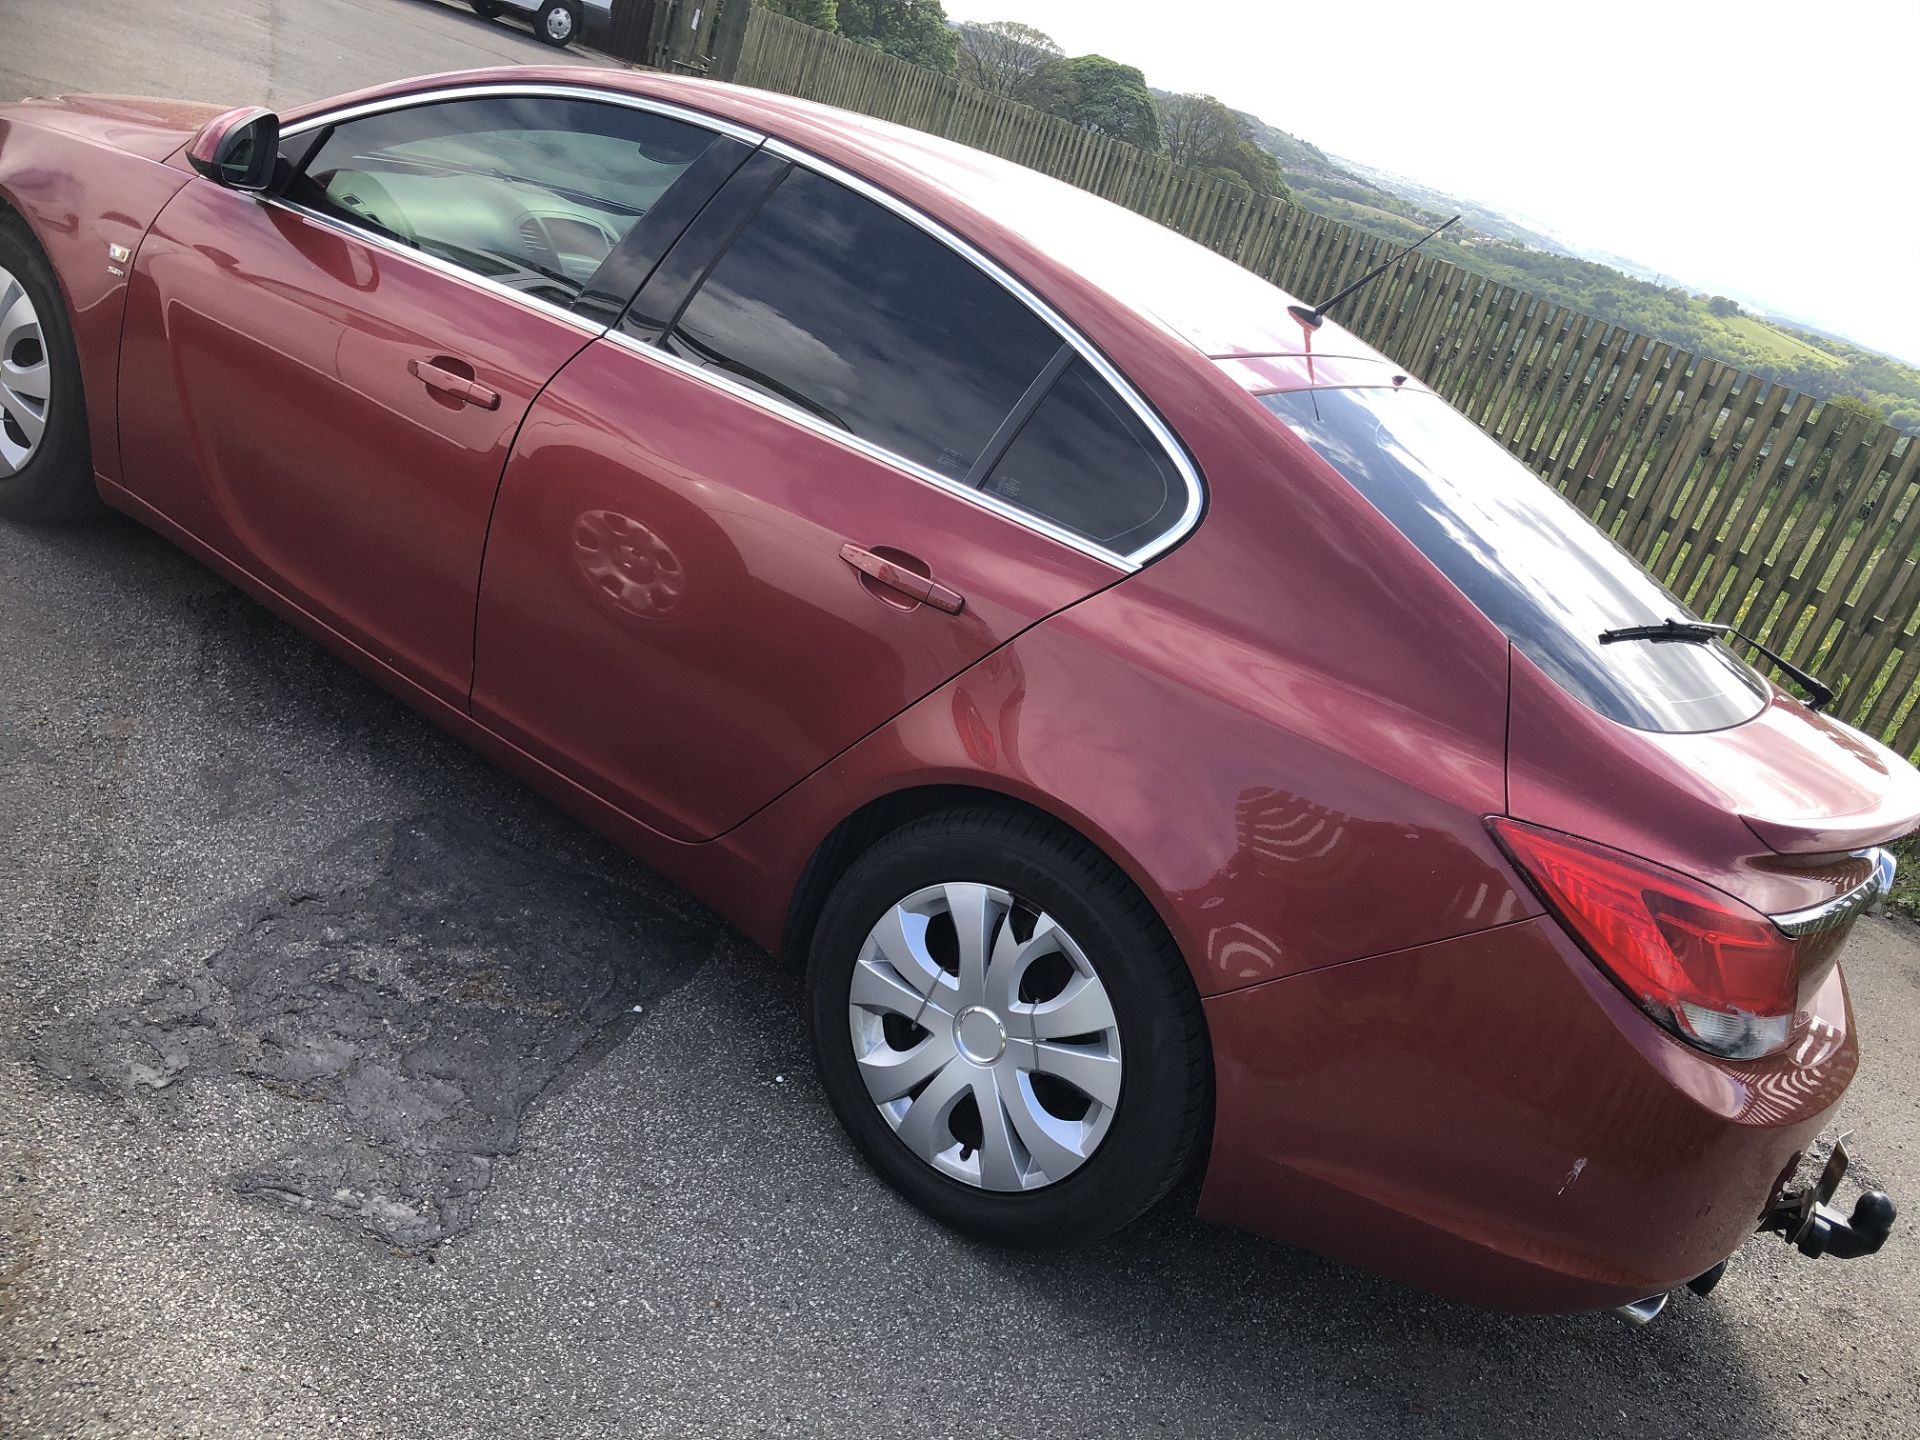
[839,543,965,615]
[409,355,501,411]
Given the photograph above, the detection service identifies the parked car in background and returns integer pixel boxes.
[468,0,611,49]
[0,66,1905,1321]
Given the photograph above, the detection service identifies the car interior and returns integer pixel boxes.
[286,102,714,304]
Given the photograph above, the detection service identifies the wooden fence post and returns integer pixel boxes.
[706,0,752,80]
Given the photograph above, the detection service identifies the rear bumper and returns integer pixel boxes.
[1197,916,1856,1312]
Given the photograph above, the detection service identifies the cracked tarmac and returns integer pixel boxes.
[35,814,714,1253]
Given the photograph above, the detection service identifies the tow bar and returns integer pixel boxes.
[1612,1134,1895,1327]
[1758,1133,1898,1260]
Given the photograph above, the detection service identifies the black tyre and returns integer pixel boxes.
[0,211,97,525]
[468,0,505,16]
[807,806,1210,1247]
[532,0,582,46]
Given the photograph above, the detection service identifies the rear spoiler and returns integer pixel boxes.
[1743,800,1920,856]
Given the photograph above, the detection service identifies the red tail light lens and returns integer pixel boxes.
[1490,819,1802,1059]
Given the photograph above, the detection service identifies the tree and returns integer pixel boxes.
[954,20,1061,99]
[1825,394,1888,427]
[761,0,838,26]
[836,0,959,73]
[1033,54,1161,151]
[1160,92,1240,169]
[1705,294,1743,318]
[1225,137,1286,197]
[1159,92,1287,196]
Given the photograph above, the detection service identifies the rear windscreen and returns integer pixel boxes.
[1260,387,1767,733]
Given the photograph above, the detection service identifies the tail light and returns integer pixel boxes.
[1490,819,1849,1060]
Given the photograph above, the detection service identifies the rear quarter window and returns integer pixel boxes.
[981,359,1188,556]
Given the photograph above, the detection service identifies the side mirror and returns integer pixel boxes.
[186,106,281,192]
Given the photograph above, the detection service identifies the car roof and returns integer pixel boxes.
[291,66,1391,372]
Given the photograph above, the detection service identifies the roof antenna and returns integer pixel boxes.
[1289,214,1461,330]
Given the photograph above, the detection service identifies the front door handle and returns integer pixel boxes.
[409,355,501,411]
[840,543,965,615]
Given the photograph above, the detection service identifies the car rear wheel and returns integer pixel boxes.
[533,1,580,45]
[807,806,1210,1246]
[0,214,97,525]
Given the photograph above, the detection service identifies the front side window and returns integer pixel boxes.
[663,166,1061,481]
[1260,386,1767,732]
[287,95,718,304]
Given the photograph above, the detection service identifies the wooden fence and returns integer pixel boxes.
[602,0,751,74]
[732,8,1920,754]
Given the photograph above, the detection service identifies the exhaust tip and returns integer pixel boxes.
[1612,1292,1669,1327]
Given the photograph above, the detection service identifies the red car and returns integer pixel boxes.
[0,67,1907,1319]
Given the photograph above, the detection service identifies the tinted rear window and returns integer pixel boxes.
[1260,387,1766,732]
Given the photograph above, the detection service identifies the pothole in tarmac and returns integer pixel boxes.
[35,813,719,1252]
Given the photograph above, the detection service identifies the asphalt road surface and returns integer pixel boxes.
[3,2,1919,1436]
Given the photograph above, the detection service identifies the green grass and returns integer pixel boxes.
[1293,190,1428,244]
[1885,839,1920,920]
[1331,200,1423,232]
[1722,314,1837,365]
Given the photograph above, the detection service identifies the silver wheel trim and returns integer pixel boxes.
[0,263,51,479]
[848,882,1123,1192]
[544,6,574,38]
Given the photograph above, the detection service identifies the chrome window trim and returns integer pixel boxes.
[601,328,1137,570]
[1772,847,1897,938]
[268,83,1204,563]
[277,82,766,146]
[262,196,605,336]
[760,138,1206,567]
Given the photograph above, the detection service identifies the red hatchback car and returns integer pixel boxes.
[0,68,1908,1318]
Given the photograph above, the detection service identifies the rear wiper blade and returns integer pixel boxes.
[1599,618,1834,712]
[1598,619,1723,644]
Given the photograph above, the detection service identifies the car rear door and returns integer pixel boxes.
[471,151,1199,842]
[116,88,747,709]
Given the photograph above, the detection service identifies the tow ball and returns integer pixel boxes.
[1614,1134,1895,1327]
[1759,1133,1898,1260]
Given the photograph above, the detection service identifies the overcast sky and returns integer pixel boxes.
[942,0,1920,363]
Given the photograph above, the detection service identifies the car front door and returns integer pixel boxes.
[116,88,739,708]
[471,154,1199,841]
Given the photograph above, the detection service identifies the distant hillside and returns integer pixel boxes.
[1331,157,1588,258]
[1222,107,1920,432]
